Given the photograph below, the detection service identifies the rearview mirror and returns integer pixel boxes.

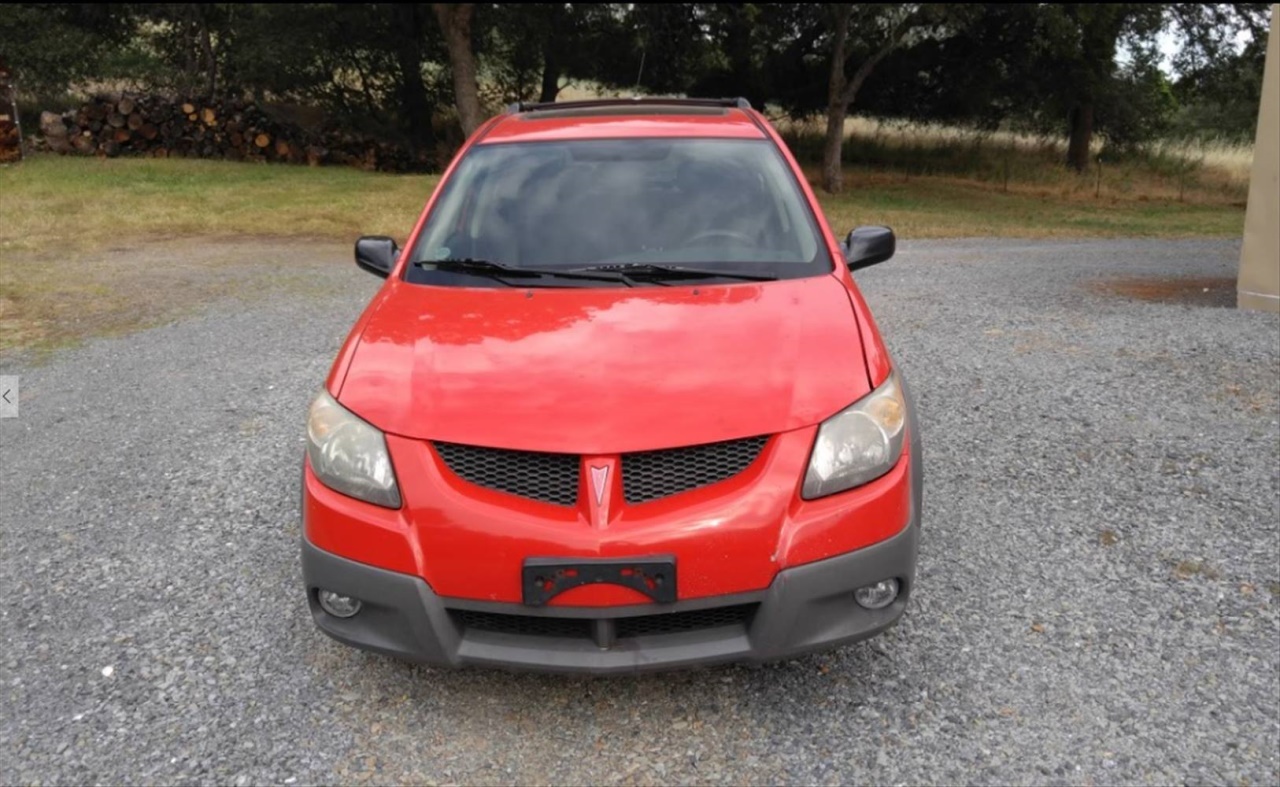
[355,236,399,278]
[843,226,895,272]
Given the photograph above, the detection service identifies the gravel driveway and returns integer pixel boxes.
[2,237,1277,786]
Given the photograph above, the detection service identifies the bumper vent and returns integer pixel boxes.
[453,610,590,639]
[622,436,768,503]
[452,603,757,641]
[615,604,757,638]
[433,442,579,506]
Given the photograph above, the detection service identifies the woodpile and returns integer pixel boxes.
[0,58,21,164]
[37,93,430,172]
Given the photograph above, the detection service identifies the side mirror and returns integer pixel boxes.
[355,236,399,278]
[843,226,895,272]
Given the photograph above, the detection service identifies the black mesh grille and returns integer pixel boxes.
[615,604,757,638]
[433,442,579,506]
[451,604,758,641]
[452,610,591,638]
[622,436,768,503]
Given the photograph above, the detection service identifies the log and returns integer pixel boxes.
[42,92,430,173]
[39,111,72,154]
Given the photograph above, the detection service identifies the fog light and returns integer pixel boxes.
[854,579,899,610]
[318,589,362,618]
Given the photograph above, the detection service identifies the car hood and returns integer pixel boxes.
[337,276,870,454]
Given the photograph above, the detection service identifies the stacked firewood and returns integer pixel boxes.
[37,93,429,172]
[0,59,20,164]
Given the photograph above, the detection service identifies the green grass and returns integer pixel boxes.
[0,155,435,255]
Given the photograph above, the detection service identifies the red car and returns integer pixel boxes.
[301,97,922,673]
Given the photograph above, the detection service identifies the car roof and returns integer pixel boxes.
[479,98,768,144]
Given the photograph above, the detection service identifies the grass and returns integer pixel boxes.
[0,142,1250,357]
[0,147,1247,254]
[0,156,430,256]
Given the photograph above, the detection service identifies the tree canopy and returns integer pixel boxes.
[0,3,1270,182]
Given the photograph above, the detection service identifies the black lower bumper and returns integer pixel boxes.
[301,515,918,674]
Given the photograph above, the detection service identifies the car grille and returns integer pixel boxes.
[432,436,768,507]
[433,442,580,506]
[614,604,757,638]
[622,436,769,504]
[452,610,591,639]
[452,603,757,641]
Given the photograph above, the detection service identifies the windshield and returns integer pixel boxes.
[407,138,828,284]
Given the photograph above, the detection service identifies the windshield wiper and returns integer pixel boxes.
[417,258,632,286]
[574,263,777,282]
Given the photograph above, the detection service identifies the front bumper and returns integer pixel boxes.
[301,512,918,674]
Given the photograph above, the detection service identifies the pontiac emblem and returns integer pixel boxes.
[590,465,609,506]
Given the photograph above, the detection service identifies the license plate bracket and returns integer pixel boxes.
[522,556,677,606]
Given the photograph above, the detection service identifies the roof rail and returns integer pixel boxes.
[504,96,752,115]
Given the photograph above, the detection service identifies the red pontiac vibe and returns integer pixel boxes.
[301,97,922,673]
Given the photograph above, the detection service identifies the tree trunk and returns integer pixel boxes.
[393,5,435,153]
[1066,101,1094,172]
[199,15,217,96]
[724,4,755,104]
[822,102,849,194]
[821,6,853,194]
[539,56,560,104]
[538,6,564,104]
[434,3,483,136]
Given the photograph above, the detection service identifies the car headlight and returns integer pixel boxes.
[803,372,907,499]
[306,391,402,508]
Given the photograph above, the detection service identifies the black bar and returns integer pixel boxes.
[507,97,751,115]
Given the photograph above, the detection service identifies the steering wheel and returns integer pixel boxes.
[684,228,755,247]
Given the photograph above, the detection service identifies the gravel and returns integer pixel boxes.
[2,237,1277,786]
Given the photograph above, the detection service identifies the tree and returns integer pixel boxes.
[485,4,625,104]
[433,3,482,136]
[392,4,439,152]
[0,4,129,99]
[1045,6,1151,171]
[821,4,944,193]
[1168,3,1272,140]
